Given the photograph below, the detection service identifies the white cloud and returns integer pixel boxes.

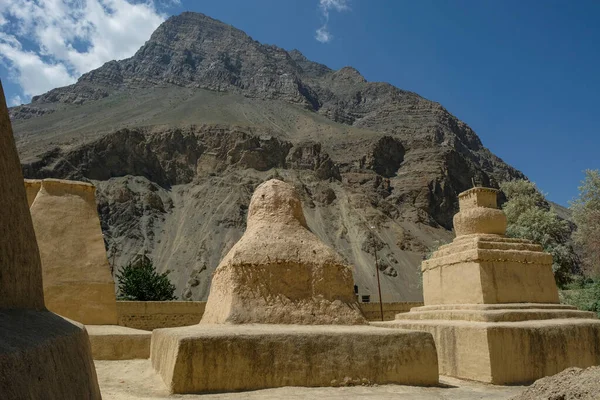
[319,0,350,15]
[315,27,332,44]
[0,39,75,96]
[10,94,23,106]
[0,0,170,102]
[315,0,350,43]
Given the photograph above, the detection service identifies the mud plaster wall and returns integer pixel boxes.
[359,302,423,321]
[116,301,423,330]
[117,301,207,330]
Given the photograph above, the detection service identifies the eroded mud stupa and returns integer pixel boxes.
[26,178,151,360]
[201,179,366,324]
[375,187,600,385]
[151,179,439,393]
[0,80,102,399]
[27,178,118,325]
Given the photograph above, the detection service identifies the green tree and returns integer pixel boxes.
[571,169,600,276]
[500,180,578,287]
[116,254,177,301]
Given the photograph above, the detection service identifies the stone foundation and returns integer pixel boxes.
[151,324,439,393]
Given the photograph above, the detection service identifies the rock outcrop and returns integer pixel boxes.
[201,179,366,325]
[0,79,101,399]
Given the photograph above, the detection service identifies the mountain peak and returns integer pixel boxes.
[289,49,307,61]
[333,66,366,83]
[149,11,247,44]
[30,11,318,107]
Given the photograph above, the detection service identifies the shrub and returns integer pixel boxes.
[500,180,578,287]
[570,169,600,276]
[562,278,600,318]
[116,254,177,301]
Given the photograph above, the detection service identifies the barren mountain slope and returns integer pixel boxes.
[11,12,523,301]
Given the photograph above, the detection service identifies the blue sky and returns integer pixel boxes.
[1,0,598,206]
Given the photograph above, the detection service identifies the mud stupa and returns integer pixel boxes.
[375,187,600,385]
[201,179,365,324]
[27,179,118,325]
[25,178,151,360]
[0,80,102,399]
[151,179,439,393]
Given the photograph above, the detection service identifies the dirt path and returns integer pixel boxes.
[95,360,526,400]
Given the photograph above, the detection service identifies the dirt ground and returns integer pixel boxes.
[95,360,526,400]
[511,366,600,400]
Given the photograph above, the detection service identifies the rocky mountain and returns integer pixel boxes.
[10,12,524,302]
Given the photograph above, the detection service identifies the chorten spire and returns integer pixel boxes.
[453,187,507,237]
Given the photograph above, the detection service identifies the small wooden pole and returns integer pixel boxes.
[374,245,384,321]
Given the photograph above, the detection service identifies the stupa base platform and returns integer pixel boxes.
[86,325,151,360]
[150,324,439,394]
[373,304,600,385]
